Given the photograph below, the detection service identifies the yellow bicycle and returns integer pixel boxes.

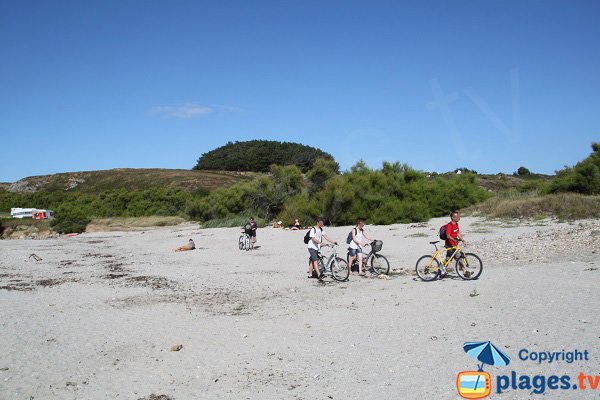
[415,240,483,281]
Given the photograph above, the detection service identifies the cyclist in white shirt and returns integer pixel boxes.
[348,219,375,276]
[307,216,338,280]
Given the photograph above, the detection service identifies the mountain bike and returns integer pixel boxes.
[310,244,349,282]
[238,231,251,251]
[415,241,482,281]
[347,240,390,275]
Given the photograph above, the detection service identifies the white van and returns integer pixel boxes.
[10,208,36,218]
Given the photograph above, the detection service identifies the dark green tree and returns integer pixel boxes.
[516,166,531,176]
[193,140,337,173]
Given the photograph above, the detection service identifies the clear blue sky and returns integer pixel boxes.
[1,0,599,182]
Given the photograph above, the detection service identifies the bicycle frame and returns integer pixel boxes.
[427,244,463,269]
[349,247,373,267]
[416,240,482,281]
[317,245,339,266]
[306,245,353,282]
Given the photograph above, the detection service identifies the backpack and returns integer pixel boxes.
[439,224,447,240]
[346,228,357,245]
[304,227,321,244]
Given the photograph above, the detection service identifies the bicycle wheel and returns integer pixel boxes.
[415,255,441,281]
[317,256,326,276]
[456,252,483,280]
[328,256,349,282]
[238,235,244,250]
[370,254,390,275]
[244,235,250,251]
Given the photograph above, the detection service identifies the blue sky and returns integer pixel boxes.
[1,0,599,182]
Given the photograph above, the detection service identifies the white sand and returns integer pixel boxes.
[1,217,598,399]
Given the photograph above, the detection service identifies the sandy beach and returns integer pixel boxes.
[1,217,598,399]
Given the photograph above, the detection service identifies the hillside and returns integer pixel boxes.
[4,168,255,193]
[1,169,555,195]
[475,173,552,192]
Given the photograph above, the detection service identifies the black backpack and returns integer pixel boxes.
[346,228,357,244]
[303,227,321,244]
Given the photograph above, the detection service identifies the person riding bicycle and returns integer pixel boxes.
[347,219,375,276]
[307,216,338,280]
[443,210,469,277]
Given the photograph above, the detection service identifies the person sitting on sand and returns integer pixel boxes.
[291,218,301,230]
[175,238,196,252]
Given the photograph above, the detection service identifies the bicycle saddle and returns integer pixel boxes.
[429,240,440,244]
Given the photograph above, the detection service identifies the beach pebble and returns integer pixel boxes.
[170,344,183,352]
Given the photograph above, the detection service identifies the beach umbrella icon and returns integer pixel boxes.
[463,341,511,371]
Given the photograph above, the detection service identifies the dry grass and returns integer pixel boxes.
[464,193,600,220]
[87,216,186,231]
[0,218,52,238]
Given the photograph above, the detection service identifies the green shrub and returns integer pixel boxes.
[277,195,324,227]
[200,214,266,229]
[306,158,339,196]
[50,206,91,233]
[550,143,600,195]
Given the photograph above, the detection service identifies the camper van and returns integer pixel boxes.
[10,208,36,218]
[10,208,54,219]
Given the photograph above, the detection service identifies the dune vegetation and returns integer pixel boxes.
[1,142,598,233]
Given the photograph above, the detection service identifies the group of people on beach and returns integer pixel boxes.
[174,209,466,282]
[305,211,466,281]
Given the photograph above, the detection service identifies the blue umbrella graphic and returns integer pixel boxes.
[463,341,511,392]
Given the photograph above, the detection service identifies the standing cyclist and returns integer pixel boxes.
[348,219,376,276]
[307,217,338,280]
[249,217,258,249]
[443,210,468,277]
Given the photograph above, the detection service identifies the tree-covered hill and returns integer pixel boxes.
[193,140,338,173]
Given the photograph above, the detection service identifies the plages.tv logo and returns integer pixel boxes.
[457,341,511,399]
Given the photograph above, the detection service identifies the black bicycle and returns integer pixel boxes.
[310,244,349,282]
[347,240,390,275]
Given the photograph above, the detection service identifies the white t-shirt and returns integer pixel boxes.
[349,228,364,250]
[307,226,325,250]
